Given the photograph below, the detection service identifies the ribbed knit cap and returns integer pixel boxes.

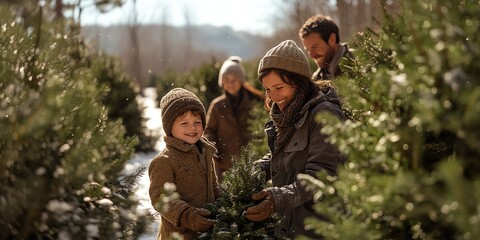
[218,56,247,87]
[258,40,311,79]
[160,88,206,136]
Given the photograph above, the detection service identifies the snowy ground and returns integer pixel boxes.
[123,87,165,240]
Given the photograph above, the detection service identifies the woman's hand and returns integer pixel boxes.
[243,189,276,222]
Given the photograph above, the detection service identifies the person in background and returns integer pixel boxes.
[148,88,222,240]
[299,15,353,81]
[243,40,346,239]
[204,56,264,183]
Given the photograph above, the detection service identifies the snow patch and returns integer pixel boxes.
[126,87,164,239]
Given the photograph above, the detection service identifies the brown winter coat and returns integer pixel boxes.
[148,136,222,240]
[204,88,261,177]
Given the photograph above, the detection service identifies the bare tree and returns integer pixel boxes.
[266,0,402,46]
[71,0,125,24]
[371,0,402,24]
[159,9,171,74]
[337,0,370,41]
[55,0,63,19]
[355,0,370,34]
[128,0,144,89]
[336,0,352,41]
[337,0,402,41]
[267,0,336,49]
[183,6,193,68]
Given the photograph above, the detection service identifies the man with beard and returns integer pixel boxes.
[299,15,353,81]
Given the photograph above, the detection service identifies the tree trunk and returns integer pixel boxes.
[55,0,63,20]
[128,0,144,90]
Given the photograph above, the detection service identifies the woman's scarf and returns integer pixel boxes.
[270,89,306,148]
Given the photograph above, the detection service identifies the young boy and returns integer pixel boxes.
[148,88,222,240]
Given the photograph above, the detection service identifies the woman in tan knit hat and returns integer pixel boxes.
[148,88,223,240]
[243,40,346,239]
[204,56,264,183]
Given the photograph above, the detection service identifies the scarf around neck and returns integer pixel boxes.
[270,89,306,147]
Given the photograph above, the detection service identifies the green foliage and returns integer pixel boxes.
[242,60,263,89]
[155,59,221,110]
[248,101,270,155]
[301,0,480,239]
[90,54,157,152]
[0,5,148,239]
[199,145,285,240]
[243,59,270,155]
[8,0,156,152]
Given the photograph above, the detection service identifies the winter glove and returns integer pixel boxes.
[180,207,214,232]
[243,189,276,222]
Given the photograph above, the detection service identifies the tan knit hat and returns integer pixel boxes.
[258,40,311,79]
[160,88,206,136]
[218,56,247,87]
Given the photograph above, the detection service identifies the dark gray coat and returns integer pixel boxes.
[257,88,346,239]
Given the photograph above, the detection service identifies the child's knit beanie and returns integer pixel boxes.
[160,88,206,136]
[218,56,247,87]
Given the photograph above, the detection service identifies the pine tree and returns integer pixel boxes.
[155,59,221,110]
[89,53,157,152]
[199,145,286,240]
[298,0,480,239]
[247,100,270,156]
[0,5,149,239]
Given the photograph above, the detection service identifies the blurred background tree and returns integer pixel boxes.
[155,58,221,109]
[89,53,157,152]
[5,0,156,152]
[299,0,480,239]
[0,1,153,238]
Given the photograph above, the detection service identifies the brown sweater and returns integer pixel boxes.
[148,136,222,240]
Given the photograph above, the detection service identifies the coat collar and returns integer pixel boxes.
[164,135,215,153]
[294,90,330,129]
[327,44,349,77]
[164,135,201,153]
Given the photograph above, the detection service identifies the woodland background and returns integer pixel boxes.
[77,0,401,90]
